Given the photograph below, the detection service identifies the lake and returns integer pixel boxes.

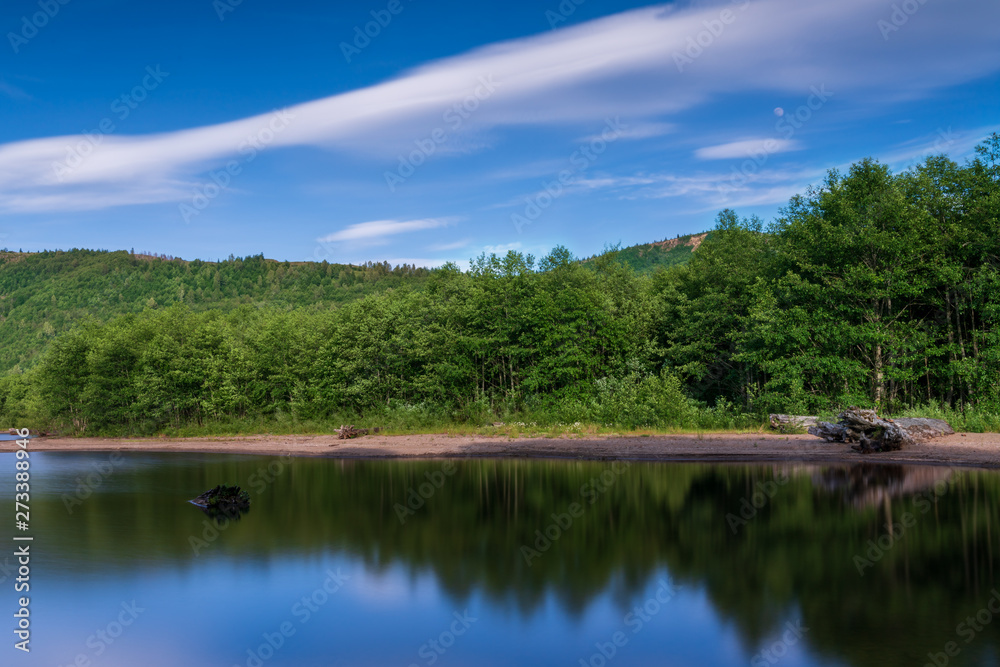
[1,453,998,666]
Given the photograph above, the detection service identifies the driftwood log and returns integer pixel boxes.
[807,408,954,454]
[337,425,382,439]
[892,418,955,440]
[769,414,818,430]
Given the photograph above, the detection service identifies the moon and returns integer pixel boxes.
[774,107,785,117]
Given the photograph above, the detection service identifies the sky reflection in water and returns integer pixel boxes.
[1,453,997,667]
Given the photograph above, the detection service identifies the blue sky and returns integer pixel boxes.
[1,0,998,266]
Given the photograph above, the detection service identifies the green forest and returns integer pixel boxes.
[0,249,437,373]
[2,135,999,435]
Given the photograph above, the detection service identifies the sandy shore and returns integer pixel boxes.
[5,431,1000,468]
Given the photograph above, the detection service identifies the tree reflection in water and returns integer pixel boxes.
[30,455,1000,667]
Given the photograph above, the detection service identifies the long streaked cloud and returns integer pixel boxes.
[318,217,456,243]
[1,0,999,213]
[428,238,473,251]
[695,138,801,160]
[482,242,522,255]
[575,121,1000,213]
[582,121,675,143]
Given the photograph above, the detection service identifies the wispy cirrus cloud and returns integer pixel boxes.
[428,238,472,251]
[879,123,1000,170]
[565,167,824,210]
[581,121,675,143]
[482,242,522,254]
[695,138,801,160]
[0,0,998,214]
[318,218,457,244]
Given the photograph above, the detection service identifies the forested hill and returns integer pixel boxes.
[0,249,434,372]
[0,236,703,373]
[583,233,709,273]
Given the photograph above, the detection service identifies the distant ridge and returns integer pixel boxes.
[0,249,432,373]
[583,232,708,273]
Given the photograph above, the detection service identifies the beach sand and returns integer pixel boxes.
[6,431,999,468]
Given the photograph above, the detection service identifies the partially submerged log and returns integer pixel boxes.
[191,484,251,519]
[337,425,381,439]
[807,408,953,454]
[769,414,818,431]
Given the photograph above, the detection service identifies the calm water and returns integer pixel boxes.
[1,453,998,667]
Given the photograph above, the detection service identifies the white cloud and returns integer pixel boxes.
[879,124,1000,170]
[428,238,472,251]
[568,167,826,210]
[581,122,675,143]
[318,218,456,243]
[695,138,801,160]
[482,242,522,254]
[0,0,998,213]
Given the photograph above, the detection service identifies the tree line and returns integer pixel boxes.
[2,136,998,433]
[0,248,433,373]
